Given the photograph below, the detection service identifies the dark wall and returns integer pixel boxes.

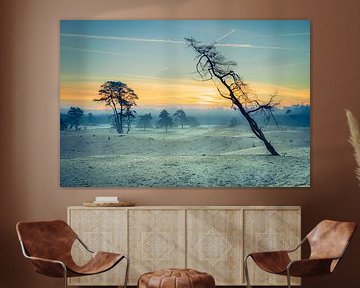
[1,0,360,287]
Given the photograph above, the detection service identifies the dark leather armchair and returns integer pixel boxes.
[244,220,356,288]
[16,220,129,288]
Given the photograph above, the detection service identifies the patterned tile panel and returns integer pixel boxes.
[128,209,186,284]
[187,209,243,285]
[68,208,127,286]
[244,209,301,286]
[68,207,300,286]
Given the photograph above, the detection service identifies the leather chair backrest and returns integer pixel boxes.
[16,220,77,261]
[307,220,356,260]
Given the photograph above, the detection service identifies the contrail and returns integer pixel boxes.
[216,29,236,43]
[61,46,131,56]
[60,33,184,44]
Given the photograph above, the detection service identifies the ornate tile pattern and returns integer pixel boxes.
[138,228,175,265]
[194,227,232,265]
[128,209,186,284]
[252,228,287,252]
[68,209,127,286]
[187,209,243,285]
[68,207,300,286]
[244,209,301,286]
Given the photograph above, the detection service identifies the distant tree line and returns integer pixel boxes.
[61,108,100,131]
[60,106,200,133]
[61,107,84,131]
[60,105,309,132]
[136,109,200,132]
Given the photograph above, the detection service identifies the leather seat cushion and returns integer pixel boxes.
[138,268,215,288]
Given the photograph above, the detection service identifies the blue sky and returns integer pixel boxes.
[60,20,310,110]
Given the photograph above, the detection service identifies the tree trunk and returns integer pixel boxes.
[119,103,124,134]
[110,101,121,134]
[214,68,279,156]
[232,97,279,156]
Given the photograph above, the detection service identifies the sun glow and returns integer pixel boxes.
[61,75,309,111]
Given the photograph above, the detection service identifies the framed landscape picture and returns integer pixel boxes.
[60,20,310,187]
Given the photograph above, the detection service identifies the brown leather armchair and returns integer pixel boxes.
[16,220,129,288]
[244,220,356,288]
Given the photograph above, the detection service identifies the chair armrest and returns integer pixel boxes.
[287,258,336,277]
[19,240,67,277]
[26,255,65,265]
[25,255,67,278]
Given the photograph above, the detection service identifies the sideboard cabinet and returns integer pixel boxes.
[67,206,301,286]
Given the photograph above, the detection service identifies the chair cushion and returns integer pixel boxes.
[67,252,124,276]
[138,268,215,288]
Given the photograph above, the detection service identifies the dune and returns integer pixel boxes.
[60,125,310,187]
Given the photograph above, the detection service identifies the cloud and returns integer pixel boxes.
[61,72,309,110]
[61,46,131,57]
[249,81,310,105]
[253,61,310,71]
[215,43,306,51]
[61,33,299,51]
[60,33,184,44]
[276,33,310,37]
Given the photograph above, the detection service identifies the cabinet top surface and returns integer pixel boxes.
[68,205,301,210]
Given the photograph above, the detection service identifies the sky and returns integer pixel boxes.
[60,20,310,112]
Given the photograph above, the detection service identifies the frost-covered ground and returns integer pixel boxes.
[60,125,310,187]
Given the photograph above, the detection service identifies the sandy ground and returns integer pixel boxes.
[60,125,310,187]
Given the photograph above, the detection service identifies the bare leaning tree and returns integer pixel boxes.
[185,37,280,156]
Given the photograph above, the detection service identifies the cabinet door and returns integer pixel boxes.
[68,208,128,286]
[128,209,186,284]
[243,209,301,286]
[187,209,243,285]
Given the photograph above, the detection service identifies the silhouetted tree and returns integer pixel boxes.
[94,81,138,134]
[138,113,153,130]
[173,109,187,128]
[124,107,136,134]
[67,107,84,131]
[87,112,95,126]
[158,109,173,132]
[60,115,68,130]
[186,37,279,155]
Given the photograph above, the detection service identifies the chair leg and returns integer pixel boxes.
[286,269,291,288]
[62,265,68,288]
[244,255,252,288]
[123,255,130,288]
